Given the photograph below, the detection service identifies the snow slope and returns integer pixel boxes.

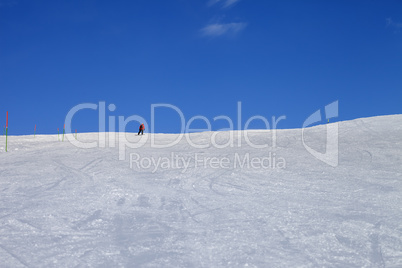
[0,115,401,267]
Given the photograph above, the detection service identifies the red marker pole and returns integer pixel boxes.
[75,129,77,140]
[34,124,37,137]
[5,112,8,152]
[62,124,65,141]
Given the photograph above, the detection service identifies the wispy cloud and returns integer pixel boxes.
[208,0,241,9]
[386,18,402,31]
[200,22,247,37]
[0,0,18,8]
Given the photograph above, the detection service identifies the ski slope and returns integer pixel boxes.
[0,115,401,267]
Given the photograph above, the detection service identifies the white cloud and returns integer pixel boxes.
[200,22,247,37]
[386,18,402,29]
[0,0,18,8]
[208,0,241,9]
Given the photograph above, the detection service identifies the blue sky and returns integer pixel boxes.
[1,0,401,134]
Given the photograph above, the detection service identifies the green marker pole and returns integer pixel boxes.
[5,112,8,152]
[62,124,65,141]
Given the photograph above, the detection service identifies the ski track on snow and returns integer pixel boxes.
[0,115,401,267]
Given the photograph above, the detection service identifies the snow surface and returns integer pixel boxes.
[0,115,401,267]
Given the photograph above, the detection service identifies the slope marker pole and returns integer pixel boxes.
[58,128,60,141]
[62,124,65,141]
[5,112,8,152]
[34,124,36,137]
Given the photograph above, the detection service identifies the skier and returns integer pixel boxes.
[138,123,145,135]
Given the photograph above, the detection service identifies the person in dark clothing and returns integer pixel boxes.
[138,123,145,135]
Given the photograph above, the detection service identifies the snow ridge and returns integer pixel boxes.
[0,115,401,267]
